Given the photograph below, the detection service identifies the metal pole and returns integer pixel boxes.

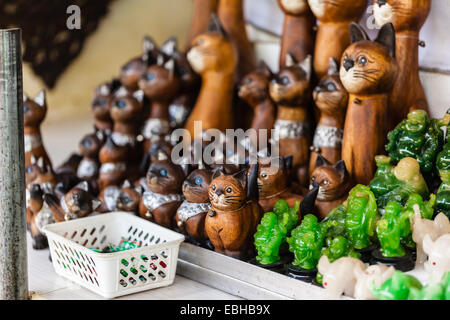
[0,28,29,300]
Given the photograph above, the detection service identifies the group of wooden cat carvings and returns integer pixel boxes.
[24,0,432,261]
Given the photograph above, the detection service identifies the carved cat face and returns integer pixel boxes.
[278,0,309,15]
[310,155,349,201]
[313,58,348,114]
[238,62,273,106]
[120,36,159,90]
[110,87,144,122]
[23,90,47,126]
[183,168,213,203]
[64,182,100,218]
[270,54,312,105]
[146,159,185,195]
[116,181,144,212]
[340,23,397,95]
[209,170,247,211]
[373,0,431,32]
[26,156,57,192]
[79,131,104,158]
[308,0,367,22]
[255,157,291,198]
[138,57,180,101]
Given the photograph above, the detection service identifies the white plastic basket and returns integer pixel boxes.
[42,211,185,298]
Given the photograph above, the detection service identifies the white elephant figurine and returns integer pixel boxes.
[318,256,366,299]
[423,233,450,284]
[353,265,395,300]
[412,205,450,265]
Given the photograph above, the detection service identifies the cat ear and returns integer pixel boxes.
[121,180,132,189]
[133,90,144,103]
[30,154,37,165]
[285,53,296,68]
[333,160,349,178]
[76,181,90,192]
[142,35,157,55]
[328,57,340,76]
[212,166,226,180]
[257,60,274,79]
[156,150,168,161]
[299,55,312,82]
[233,169,248,190]
[164,58,176,75]
[23,92,29,102]
[161,37,178,56]
[34,89,46,107]
[315,154,331,168]
[91,198,101,211]
[115,86,129,98]
[156,54,165,67]
[99,83,110,96]
[37,157,45,170]
[135,185,144,195]
[208,13,228,38]
[349,22,370,44]
[375,23,396,58]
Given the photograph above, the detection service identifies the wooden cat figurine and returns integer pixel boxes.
[91,80,121,133]
[254,156,304,215]
[277,0,316,68]
[238,61,277,147]
[205,165,263,259]
[175,164,213,244]
[309,58,348,176]
[139,153,185,229]
[77,130,105,194]
[184,0,219,52]
[26,155,57,193]
[120,36,159,91]
[185,13,238,139]
[160,37,200,129]
[98,180,144,213]
[309,155,350,219]
[139,54,180,153]
[44,181,101,223]
[23,90,52,168]
[98,135,130,190]
[269,54,313,187]
[374,0,431,130]
[26,184,50,249]
[340,23,398,185]
[308,0,368,79]
[217,0,256,82]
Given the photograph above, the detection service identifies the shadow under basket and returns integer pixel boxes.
[42,212,185,299]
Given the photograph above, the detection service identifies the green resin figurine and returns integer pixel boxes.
[386,110,443,174]
[408,272,450,300]
[287,214,327,270]
[369,156,429,208]
[254,200,300,265]
[322,204,347,239]
[371,270,423,300]
[376,201,412,258]
[345,185,378,250]
[436,138,450,219]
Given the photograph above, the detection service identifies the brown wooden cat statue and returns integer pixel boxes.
[374,0,431,130]
[26,155,57,193]
[185,13,238,139]
[205,165,263,259]
[139,152,185,229]
[309,155,350,219]
[309,58,348,176]
[23,90,52,168]
[26,184,50,249]
[91,80,121,133]
[98,135,130,190]
[44,181,101,223]
[160,37,200,129]
[217,0,256,82]
[139,54,180,153]
[175,163,213,245]
[277,0,316,68]
[184,0,219,52]
[98,180,144,213]
[238,61,277,148]
[76,130,105,194]
[120,36,159,91]
[308,0,368,79]
[269,53,313,187]
[340,23,398,185]
[253,156,304,215]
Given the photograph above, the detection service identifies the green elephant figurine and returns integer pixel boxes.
[386,109,443,174]
[345,185,379,250]
[369,156,429,208]
[371,270,423,300]
[287,214,327,270]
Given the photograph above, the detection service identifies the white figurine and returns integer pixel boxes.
[353,265,395,300]
[411,204,450,265]
[423,233,450,284]
[318,256,366,299]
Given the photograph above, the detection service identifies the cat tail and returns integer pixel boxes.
[43,193,66,223]
[247,163,259,202]
[300,184,319,217]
